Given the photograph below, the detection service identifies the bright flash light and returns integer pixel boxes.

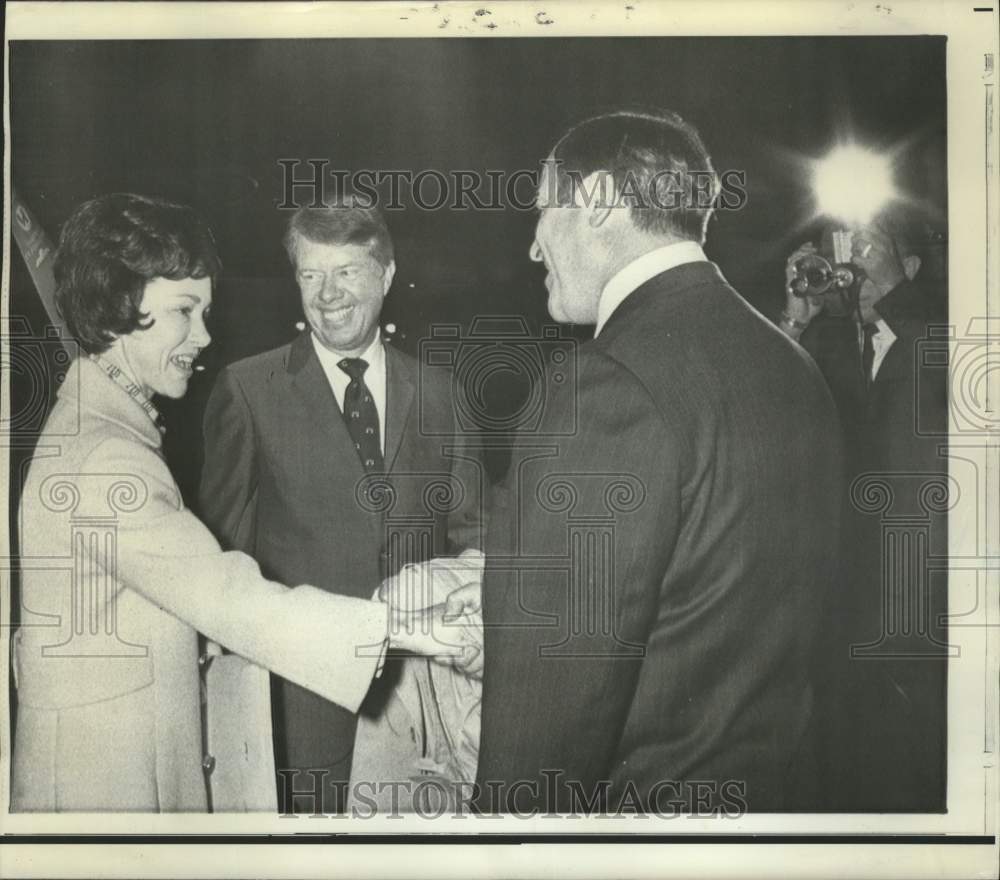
[812,145,896,226]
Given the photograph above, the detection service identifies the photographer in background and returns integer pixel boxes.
[778,220,948,812]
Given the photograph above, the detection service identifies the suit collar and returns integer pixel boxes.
[599,260,729,336]
[596,242,708,336]
[287,328,316,375]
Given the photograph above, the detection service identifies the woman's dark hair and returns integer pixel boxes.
[54,193,221,354]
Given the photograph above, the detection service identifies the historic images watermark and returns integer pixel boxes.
[276,769,749,819]
[276,160,749,212]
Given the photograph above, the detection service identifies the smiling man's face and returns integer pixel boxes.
[292,234,394,356]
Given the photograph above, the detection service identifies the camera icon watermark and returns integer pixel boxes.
[916,318,999,437]
[1,318,79,439]
[417,316,578,438]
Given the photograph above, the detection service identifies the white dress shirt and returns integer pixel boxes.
[311,333,387,453]
[595,241,708,336]
[860,319,897,383]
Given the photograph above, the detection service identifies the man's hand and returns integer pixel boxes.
[783,242,824,332]
[375,554,485,679]
[443,584,484,679]
[388,603,483,679]
[441,610,484,680]
[444,582,481,619]
[377,552,485,612]
[388,603,459,658]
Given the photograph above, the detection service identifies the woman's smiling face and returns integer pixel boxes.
[117,276,212,399]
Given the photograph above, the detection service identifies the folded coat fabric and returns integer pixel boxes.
[350,551,484,814]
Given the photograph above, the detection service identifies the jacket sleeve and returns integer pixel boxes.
[445,424,489,554]
[199,366,259,553]
[86,435,386,714]
[419,364,489,555]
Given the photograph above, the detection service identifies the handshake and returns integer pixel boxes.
[378,549,485,679]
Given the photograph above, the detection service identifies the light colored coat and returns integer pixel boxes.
[11,356,387,812]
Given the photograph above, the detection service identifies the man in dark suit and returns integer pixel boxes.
[474,110,843,814]
[200,202,484,813]
[779,224,948,811]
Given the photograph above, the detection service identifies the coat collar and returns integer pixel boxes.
[598,260,729,337]
[62,356,163,449]
[596,242,708,336]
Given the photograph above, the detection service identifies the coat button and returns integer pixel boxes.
[202,754,216,774]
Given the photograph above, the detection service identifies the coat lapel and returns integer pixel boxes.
[287,331,367,481]
[384,345,415,473]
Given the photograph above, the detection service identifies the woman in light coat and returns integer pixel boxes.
[11,193,446,812]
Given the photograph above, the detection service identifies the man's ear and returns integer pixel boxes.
[382,260,397,295]
[902,254,921,281]
[574,171,617,230]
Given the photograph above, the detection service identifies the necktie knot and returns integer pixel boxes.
[338,357,369,381]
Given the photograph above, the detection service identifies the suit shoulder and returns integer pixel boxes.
[223,341,294,383]
[575,341,666,417]
[386,342,418,371]
[387,343,446,391]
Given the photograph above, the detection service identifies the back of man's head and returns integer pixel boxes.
[551,109,718,245]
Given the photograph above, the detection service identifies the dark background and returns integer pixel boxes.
[8,36,948,496]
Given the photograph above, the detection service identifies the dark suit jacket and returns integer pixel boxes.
[199,330,484,802]
[799,279,947,473]
[798,279,948,812]
[476,261,843,814]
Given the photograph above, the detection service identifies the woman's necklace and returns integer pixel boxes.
[88,353,166,434]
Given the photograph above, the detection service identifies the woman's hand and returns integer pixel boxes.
[388,603,449,655]
[388,603,482,678]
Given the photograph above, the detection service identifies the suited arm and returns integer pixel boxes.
[444,429,489,554]
[87,436,386,714]
[423,367,488,554]
[200,367,259,552]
